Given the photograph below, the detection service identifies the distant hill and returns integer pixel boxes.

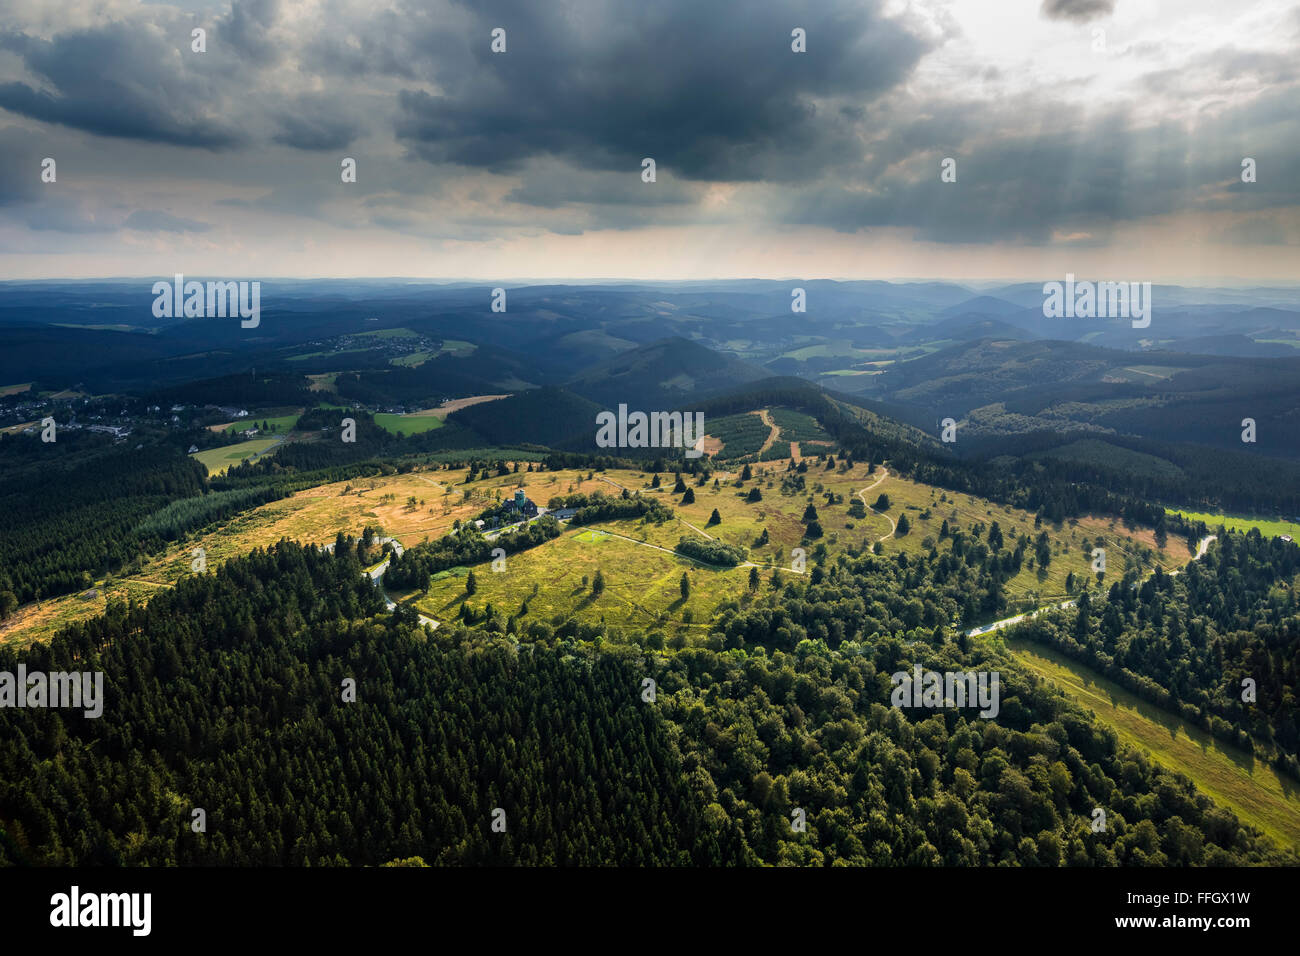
[566,336,769,408]
[449,386,604,449]
[938,295,1026,318]
[902,314,1038,345]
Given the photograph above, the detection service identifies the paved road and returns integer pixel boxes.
[328,536,440,629]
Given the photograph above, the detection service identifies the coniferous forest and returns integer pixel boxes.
[2,538,1290,867]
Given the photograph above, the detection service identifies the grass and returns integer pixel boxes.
[287,347,376,362]
[216,412,301,434]
[0,455,1173,652]
[0,578,165,648]
[391,351,435,367]
[191,438,282,475]
[416,525,754,638]
[357,327,419,339]
[1170,509,1300,541]
[374,412,446,436]
[880,472,1173,615]
[1002,635,1300,852]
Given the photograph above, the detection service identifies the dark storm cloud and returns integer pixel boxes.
[392,0,934,182]
[778,81,1300,245]
[0,25,241,148]
[0,125,43,205]
[1040,0,1115,24]
[218,0,284,67]
[272,95,365,150]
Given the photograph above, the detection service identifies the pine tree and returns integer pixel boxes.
[707,509,721,526]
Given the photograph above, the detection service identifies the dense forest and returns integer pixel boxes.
[0,436,207,607]
[1,539,1290,866]
[1011,531,1300,778]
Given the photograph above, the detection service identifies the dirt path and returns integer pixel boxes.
[593,526,805,574]
[753,408,779,454]
[679,519,714,540]
[855,467,895,542]
[790,442,801,463]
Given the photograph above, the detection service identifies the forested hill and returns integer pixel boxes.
[1011,531,1300,777]
[2,538,1292,866]
[0,539,725,866]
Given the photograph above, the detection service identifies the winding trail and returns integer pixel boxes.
[753,408,780,455]
[339,537,440,630]
[855,467,895,542]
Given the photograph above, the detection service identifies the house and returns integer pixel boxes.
[508,488,538,518]
[550,507,579,521]
[188,444,199,454]
[1282,535,1293,543]
[88,424,130,439]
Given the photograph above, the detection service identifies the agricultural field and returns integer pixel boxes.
[357,327,419,339]
[191,437,283,475]
[390,352,434,367]
[1169,509,1300,541]
[287,347,376,362]
[374,411,446,435]
[1002,635,1300,850]
[212,411,302,434]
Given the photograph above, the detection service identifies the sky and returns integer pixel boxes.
[0,0,1297,282]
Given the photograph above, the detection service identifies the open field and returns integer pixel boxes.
[356,327,419,339]
[416,525,755,640]
[374,412,446,436]
[0,454,1173,647]
[426,394,509,417]
[0,382,32,396]
[1170,509,1300,541]
[287,347,376,362]
[0,577,165,648]
[212,411,302,435]
[1002,635,1300,851]
[191,437,283,475]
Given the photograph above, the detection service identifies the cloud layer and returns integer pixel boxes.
[0,0,1296,277]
